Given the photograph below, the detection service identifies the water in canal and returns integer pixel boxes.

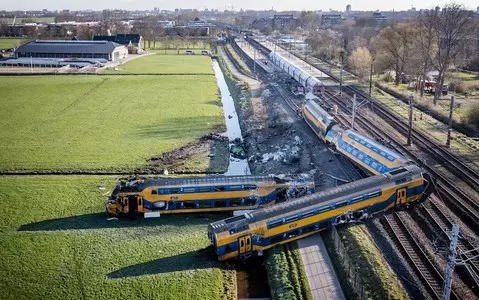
[212,60,251,176]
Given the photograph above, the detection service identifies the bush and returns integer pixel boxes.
[466,56,479,72]
[466,101,479,128]
[382,72,394,83]
[449,81,468,94]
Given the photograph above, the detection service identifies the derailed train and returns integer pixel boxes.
[106,175,315,217]
[301,100,412,175]
[209,165,435,260]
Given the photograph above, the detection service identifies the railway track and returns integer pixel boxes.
[322,89,479,236]
[260,40,479,194]
[382,213,459,300]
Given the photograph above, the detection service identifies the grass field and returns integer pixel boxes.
[0,75,223,172]
[103,54,214,74]
[0,38,27,49]
[0,175,231,299]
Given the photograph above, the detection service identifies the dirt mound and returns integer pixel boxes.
[144,133,229,174]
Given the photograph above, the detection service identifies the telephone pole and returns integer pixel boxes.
[446,96,455,147]
[407,95,414,146]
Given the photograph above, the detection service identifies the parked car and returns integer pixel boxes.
[185,50,196,55]
[201,50,210,56]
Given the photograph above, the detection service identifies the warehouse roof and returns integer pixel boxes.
[15,40,123,54]
[93,34,141,45]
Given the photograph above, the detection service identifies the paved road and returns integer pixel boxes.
[298,234,345,300]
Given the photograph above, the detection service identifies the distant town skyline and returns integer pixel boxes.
[1,0,478,12]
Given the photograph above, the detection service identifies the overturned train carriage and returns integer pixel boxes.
[301,100,412,175]
[106,175,315,217]
[209,165,435,261]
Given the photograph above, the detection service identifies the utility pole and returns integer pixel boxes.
[446,96,455,147]
[442,224,459,300]
[351,94,356,130]
[407,95,414,146]
[369,62,373,96]
[339,50,344,96]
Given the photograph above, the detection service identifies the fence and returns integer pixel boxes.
[329,224,366,300]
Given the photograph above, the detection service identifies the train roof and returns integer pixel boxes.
[305,100,335,122]
[209,165,422,234]
[132,175,278,191]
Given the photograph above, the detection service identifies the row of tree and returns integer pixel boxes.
[346,4,477,103]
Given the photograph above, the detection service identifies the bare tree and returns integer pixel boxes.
[372,23,417,85]
[415,12,438,97]
[421,4,476,104]
[349,47,372,82]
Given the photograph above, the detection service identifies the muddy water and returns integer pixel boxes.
[212,61,251,176]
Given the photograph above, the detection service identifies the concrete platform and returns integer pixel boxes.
[298,234,345,300]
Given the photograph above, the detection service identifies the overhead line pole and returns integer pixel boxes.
[407,95,414,146]
[446,96,455,147]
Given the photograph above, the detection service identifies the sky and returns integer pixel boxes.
[1,0,478,12]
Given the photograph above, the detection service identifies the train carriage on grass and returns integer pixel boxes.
[209,165,435,261]
[301,100,412,175]
[106,175,315,218]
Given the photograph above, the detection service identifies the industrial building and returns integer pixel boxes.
[14,40,128,61]
[93,34,144,53]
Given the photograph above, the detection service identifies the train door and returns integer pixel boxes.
[128,195,138,217]
[238,235,252,255]
[396,188,407,206]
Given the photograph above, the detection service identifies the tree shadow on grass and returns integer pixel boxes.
[18,213,227,232]
[107,247,219,279]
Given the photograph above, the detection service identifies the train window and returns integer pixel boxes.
[183,187,196,193]
[159,189,167,194]
[351,196,363,203]
[317,206,330,214]
[270,235,283,244]
[268,219,284,229]
[285,215,299,223]
[368,191,381,198]
[138,198,142,206]
[302,225,316,234]
[301,211,315,218]
[230,185,242,191]
[244,185,257,190]
[225,215,246,224]
[230,199,242,207]
[358,153,364,160]
[214,201,226,208]
[151,190,157,195]
[183,202,196,209]
[199,186,211,192]
[169,188,180,194]
[352,150,358,157]
[237,225,249,232]
[335,201,349,208]
[198,201,211,208]
[215,186,226,191]
[389,168,407,176]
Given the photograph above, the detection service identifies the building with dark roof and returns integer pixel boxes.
[93,34,144,54]
[14,40,128,61]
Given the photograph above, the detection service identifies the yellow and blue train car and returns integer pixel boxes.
[301,100,410,175]
[208,165,434,261]
[106,175,315,217]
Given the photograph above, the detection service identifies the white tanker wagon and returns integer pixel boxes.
[268,52,323,95]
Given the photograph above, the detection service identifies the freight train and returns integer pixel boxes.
[208,164,434,260]
[106,175,315,218]
[301,100,412,175]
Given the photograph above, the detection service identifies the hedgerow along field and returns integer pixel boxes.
[102,54,214,74]
[0,175,232,299]
[0,74,223,172]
